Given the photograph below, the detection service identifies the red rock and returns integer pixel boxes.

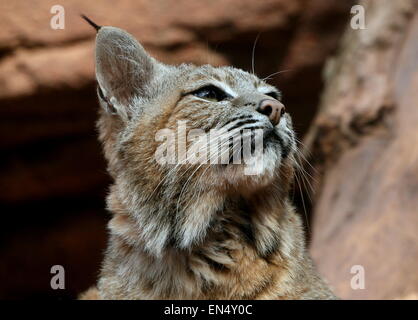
[306,0,418,299]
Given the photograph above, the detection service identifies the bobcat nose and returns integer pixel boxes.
[256,99,285,126]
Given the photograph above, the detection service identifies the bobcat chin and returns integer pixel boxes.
[80,18,337,300]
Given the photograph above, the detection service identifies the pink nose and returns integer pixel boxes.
[256,99,285,126]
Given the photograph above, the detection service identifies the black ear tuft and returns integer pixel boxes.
[81,14,101,32]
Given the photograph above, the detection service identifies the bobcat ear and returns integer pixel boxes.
[95,26,156,117]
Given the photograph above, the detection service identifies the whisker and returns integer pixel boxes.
[294,168,311,236]
[251,33,261,75]
[262,69,292,81]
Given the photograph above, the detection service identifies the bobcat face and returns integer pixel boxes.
[95,27,295,197]
[173,65,294,191]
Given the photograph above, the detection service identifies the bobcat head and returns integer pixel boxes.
[92,24,296,255]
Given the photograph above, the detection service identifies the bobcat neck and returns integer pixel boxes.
[97,176,335,299]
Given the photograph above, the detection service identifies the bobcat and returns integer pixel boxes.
[80,16,336,300]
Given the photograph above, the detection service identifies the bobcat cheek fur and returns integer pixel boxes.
[81,22,337,300]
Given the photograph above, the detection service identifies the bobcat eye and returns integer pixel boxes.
[266,91,281,100]
[191,85,229,102]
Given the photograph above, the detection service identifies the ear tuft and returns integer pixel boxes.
[81,14,101,32]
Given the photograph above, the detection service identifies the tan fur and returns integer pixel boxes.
[79,287,101,300]
[82,25,336,300]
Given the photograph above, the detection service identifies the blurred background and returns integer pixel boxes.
[0,0,417,300]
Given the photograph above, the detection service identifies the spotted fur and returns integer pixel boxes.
[81,25,336,299]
